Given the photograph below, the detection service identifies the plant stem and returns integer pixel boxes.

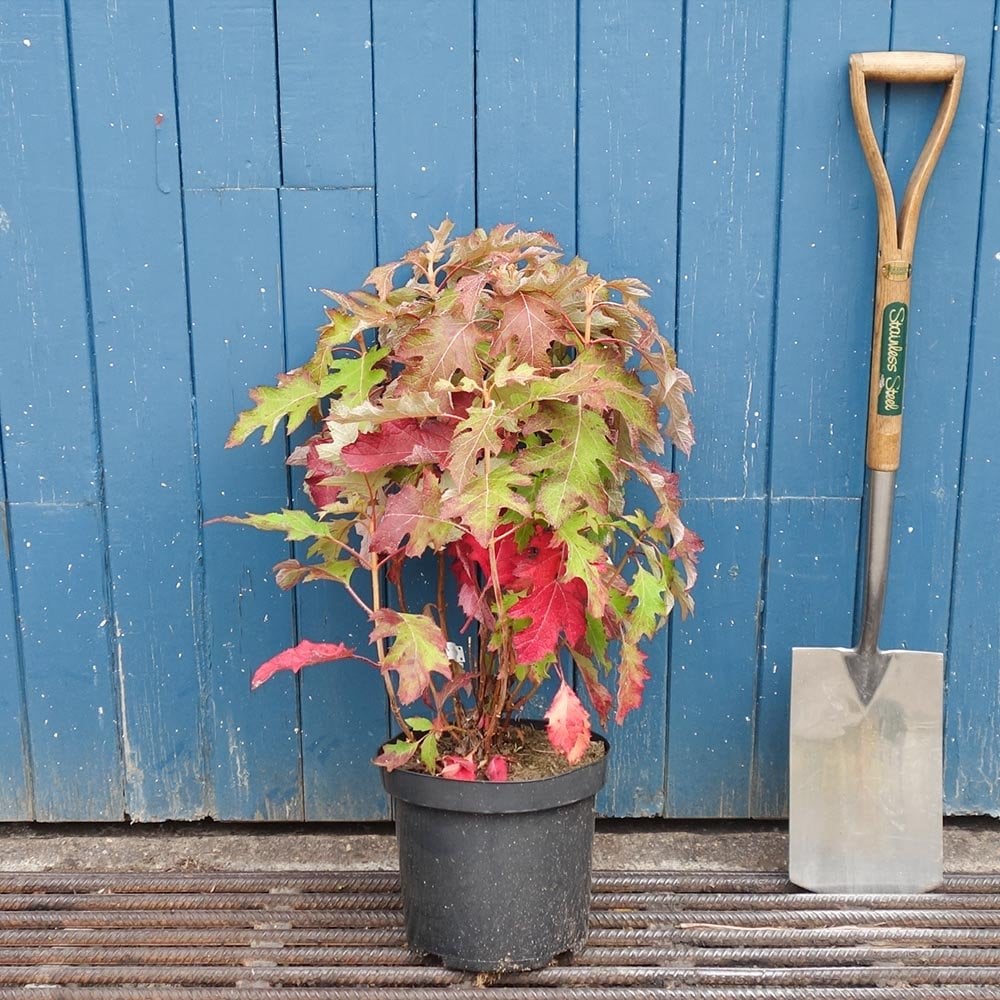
[369,536,412,742]
[342,583,374,617]
[392,563,408,614]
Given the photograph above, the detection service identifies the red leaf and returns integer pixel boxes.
[573,652,613,729]
[448,531,521,627]
[511,575,588,664]
[251,640,358,689]
[304,442,342,508]
[396,314,487,386]
[370,472,460,557]
[614,644,651,724]
[342,418,453,473]
[440,754,477,781]
[492,291,568,370]
[545,681,592,765]
[486,755,509,782]
[454,273,490,319]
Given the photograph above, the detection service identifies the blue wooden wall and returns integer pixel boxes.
[1,0,998,821]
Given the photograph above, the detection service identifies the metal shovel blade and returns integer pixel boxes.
[789,646,943,893]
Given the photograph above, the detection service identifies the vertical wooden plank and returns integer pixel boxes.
[0,497,30,820]
[0,2,123,820]
[946,14,1000,817]
[372,0,475,259]
[476,0,577,248]
[277,0,374,188]
[752,498,862,817]
[674,0,786,502]
[751,0,892,817]
[667,500,766,816]
[10,505,122,820]
[172,0,280,190]
[874,3,993,657]
[187,189,303,820]
[577,0,680,329]
[279,187,389,820]
[663,0,787,817]
[576,0,682,817]
[68,0,208,820]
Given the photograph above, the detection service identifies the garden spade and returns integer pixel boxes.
[789,51,964,894]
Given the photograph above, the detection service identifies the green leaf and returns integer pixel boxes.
[516,403,616,525]
[212,509,334,544]
[405,716,433,732]
[373,738,419,771]
[440,460,532,546]
[629,563,666,642]
[302,310,365,380]
[370,609,451,705]
[227,372,322,447]
[555,511,610,618]
[420,732,439,773]
[448,402,508,491]
[321,346,389,409]
[273,556,355,590]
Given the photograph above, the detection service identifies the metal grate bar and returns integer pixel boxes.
[0,870,996,996]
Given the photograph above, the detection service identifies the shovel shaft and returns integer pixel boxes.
[857,469,895,656]
[848,52,964,471]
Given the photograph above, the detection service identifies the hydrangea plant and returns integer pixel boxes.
[221,221,700,780]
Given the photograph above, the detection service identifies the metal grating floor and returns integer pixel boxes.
[0,870,999,998]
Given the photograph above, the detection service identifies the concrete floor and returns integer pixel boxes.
[1,818,998,873]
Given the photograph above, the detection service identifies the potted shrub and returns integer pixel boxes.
[220,220,700,971]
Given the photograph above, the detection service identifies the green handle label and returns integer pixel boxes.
[878,302,908,416]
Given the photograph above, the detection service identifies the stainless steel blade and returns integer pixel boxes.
[789,646,943,893]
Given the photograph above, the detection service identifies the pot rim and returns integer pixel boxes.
[378,723,610,815]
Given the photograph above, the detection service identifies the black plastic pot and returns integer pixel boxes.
[379,725,609,972]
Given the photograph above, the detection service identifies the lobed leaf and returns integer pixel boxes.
[370,609,451,705]
[227,372,322,447]
[370,472,463,557]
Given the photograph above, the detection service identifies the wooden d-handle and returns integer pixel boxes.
[852,50,964,84]
[849,51,964,471]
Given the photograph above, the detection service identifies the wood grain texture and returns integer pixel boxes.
[68,0,209,821]
[278,188,389,821]
[476,0,577,249]
[372,0,474,259]
[9,503,122,820]
[945,9,1000,817]
[277,0,374,189]
[667,500,766,817]
[186,189,302,820]
[0,498,30,820]
[576,0,682,817]
[674,0,786,502]
[0,1,121,820]
[172,0,280,190]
